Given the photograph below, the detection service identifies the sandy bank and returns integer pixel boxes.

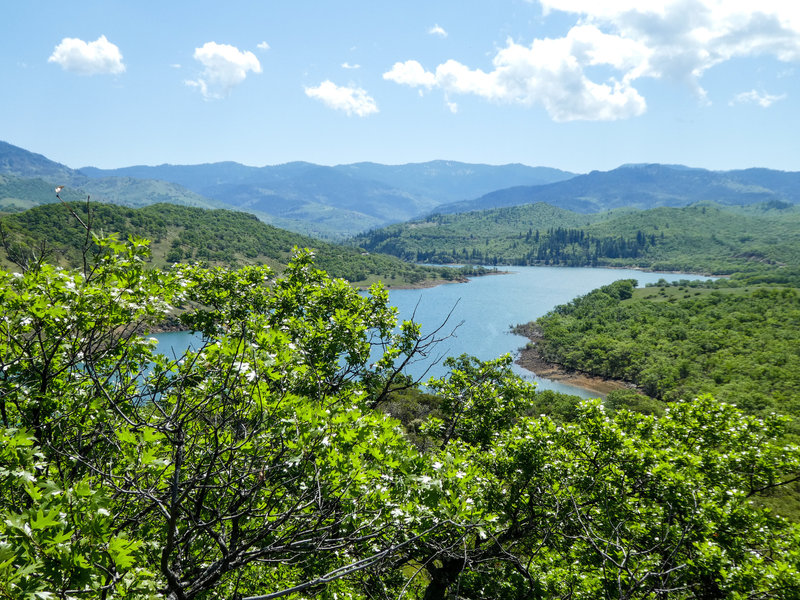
[514,322,635,397]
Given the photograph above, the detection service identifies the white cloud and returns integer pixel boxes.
[429,24,448,38]
[729,89,787,107]
[304,80,378,116]
[186,42,261,100]
[386,3,800,121]
[538,2,800,92]
[257,41,270,51]
[48,35,125,75]
[342,62,361,69]
[383,60,437,88]
[384,32,647,121]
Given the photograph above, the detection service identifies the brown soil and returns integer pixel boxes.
[385,269,509,290]
[514,322,634,396]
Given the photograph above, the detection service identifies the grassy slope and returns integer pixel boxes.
[0,202,471,288]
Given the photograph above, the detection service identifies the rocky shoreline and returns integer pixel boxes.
[513,322,634,397]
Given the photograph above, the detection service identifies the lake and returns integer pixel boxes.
[155,266,712,398]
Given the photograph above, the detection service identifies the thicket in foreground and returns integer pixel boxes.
[1,233,800,599]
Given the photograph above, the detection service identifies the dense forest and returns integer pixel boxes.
[1,230,799,599]
[0,201,483,287]
[516,272,800,519]
[527,276,800,418]
[1,194,800,597]
[354,202,800,274]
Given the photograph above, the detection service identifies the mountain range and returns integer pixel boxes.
[436,163,800,214]
[79,160,573,238]
[3,140,800,239]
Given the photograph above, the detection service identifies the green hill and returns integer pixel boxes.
[0,202,476,287]
[353,201,800,274]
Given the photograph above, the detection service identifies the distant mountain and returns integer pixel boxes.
[332,161,573,204]
[436,164,800,214]
[0,141,224,212]
[0,141,76,183]
[80,159,575,238]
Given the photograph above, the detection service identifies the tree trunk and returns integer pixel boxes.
[422,557,466,600]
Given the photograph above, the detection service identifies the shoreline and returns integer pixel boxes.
[381,268,510,290]
[513,322,635,396]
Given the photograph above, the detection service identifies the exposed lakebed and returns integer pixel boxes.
[155,266,713,398]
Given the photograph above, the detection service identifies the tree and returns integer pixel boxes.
[1,225,799,599]
[0,232,454,599]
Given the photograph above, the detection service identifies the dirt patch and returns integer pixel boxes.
[514,322,635,396]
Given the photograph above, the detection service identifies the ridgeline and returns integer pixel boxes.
[0,201,482,287]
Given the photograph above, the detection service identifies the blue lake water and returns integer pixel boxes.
[154,266,712,398]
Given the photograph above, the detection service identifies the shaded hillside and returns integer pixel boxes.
[353,201,800,274]
[437,164,800,214]
[0,141,223,211]
[0,202,475,287]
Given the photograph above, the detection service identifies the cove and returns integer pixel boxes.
[154,266,711,399]
[385,266,712,397]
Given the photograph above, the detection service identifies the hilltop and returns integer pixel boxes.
[0,201,477,288]
[0,141,222,212]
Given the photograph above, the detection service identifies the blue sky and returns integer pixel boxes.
[2,1,799,173]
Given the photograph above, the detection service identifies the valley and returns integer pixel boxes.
[2,140,800,598]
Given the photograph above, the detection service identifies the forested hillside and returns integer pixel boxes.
[354,201,800,274]
[0,201,477,287]
[518,273,800,516]
[2,231,798,599]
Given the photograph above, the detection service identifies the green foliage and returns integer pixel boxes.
[353,202,800,274]
[2,230,799,599]
[481,397,800,599]
[533,279,800,431]
[0,201,461,287]
[426,354,538,448]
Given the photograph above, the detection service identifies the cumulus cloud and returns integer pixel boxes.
[257,41,270,51]
[385,2,800,120]
[186,42,261,99]
[538,1,800,93]
[48,35,125,75]
[342,62,361,69]
[729,89,787,107]
[384,31,647,121]
[383,60,437,88]
[429,24,448,38]
[304,81,378,116]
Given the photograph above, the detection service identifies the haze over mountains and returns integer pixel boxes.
[79,160,573,238]
[2,140,800,240]
[437,164,800,214]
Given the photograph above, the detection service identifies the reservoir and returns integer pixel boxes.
[155,266,711,398]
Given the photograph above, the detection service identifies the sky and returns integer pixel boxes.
[2,1,800,173]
